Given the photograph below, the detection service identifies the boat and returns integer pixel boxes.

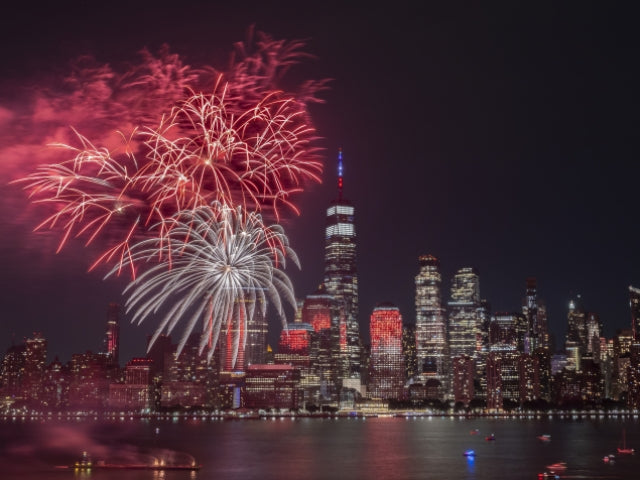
[537,434,551,442]
[470,428,480,435]
[61,452,201,471]
[603,453,616,464]
[463,449,476,457]
[617,428,635,455]
[546,462,567,473]
[485,433,496,441]
[537,473,560,480]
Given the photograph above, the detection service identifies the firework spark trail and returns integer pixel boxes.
[137,81,323,220]
[108,202,299,365]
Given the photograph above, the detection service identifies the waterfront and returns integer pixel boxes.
[1,416,638,480]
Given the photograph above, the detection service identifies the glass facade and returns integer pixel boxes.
[448,267,482,363]
[414,254,449,396]
[369,303,404,400]
[322,150,360,379]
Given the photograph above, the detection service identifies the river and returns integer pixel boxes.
[1,415,638,479]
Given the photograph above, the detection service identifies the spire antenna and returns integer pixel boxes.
[337,148,344,200]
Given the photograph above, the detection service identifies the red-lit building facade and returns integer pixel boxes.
[368,303,404,400]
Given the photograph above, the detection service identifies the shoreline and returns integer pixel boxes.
[2,409,639,422]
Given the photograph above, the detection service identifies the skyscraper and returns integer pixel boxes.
[414,254,449,396]
[323,148,360,378]
[522,277,550,353]
[629,285,640,342]
[104,303,120,366]
[219,299,267,372]
[448,267,482,361]
[302,287,341,401]
[368,303,405,400]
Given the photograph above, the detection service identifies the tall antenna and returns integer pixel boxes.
[337,147,344,200]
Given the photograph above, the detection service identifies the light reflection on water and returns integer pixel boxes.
[0,416,638,480]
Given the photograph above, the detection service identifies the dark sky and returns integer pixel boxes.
[0,1,637,363]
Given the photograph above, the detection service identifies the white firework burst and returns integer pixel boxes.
[108,201,299,365]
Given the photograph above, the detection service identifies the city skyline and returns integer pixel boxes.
[1,2,638,363]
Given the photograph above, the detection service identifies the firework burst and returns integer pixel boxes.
[109,202,299,365]
[13,30,326,276]
[12,29,325,360]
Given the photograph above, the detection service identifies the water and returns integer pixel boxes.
[1,416,638,479]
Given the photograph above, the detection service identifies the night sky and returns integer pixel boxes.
[0,2,637,363]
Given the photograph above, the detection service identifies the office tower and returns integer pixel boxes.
[518,353,540,404]
[164,333,218,408]
[533,346,552,401]
[585,313,602,360]
[277,323,315,368]
[368,303,405,400]
[108,358,154,410]
[0,344,26,400]
[22,332,47,405]
[489,312,527,352]
[275,322,320,405]
[219,298,267,372]
[104,303,120,366]
[322,149,361,378]
[414,254,449,396]
[486,352,502,410]
[243,364,302,410]
[522,278,550,353]
[629,285,640,342]
[452,355,474,407]
[244,298,268,367]
[302,288,341,401]
[629,286,640,408]
[68,351,111,409]
[146,333,173,379]
[402,323,417,380]
[565,295,594,370]
[448,267,482,362]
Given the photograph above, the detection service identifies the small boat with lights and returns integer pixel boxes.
[537,434,551,442]
[463,449,476,457]
[485,433,496,441]
[61,451,201,471]
[617,429,634,455]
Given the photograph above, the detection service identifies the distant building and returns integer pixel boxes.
[108,357,153,410]
[104,303,120,367]
[68,351,113,410]
[402,323,417,380]
[452,355,474,407]
[162,334,218,409]
[22,332,47,406]
[522,278,550,353]
[518,353,540,404]
[218,298,267,373]
[243,364,301,410]
[629,286,640,342]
